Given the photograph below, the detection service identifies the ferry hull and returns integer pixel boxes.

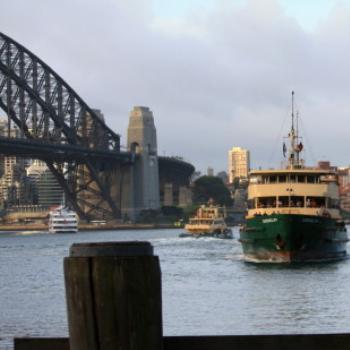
[239,214,348,263]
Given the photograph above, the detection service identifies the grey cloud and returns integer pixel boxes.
[1,0,350,173]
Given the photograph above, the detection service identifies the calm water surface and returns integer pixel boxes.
[1,228,350,349]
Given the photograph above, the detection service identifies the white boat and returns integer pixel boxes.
[180,205,232,239]
[48,206,78,233]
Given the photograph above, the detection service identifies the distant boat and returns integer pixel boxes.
[48,206,78,233]
[180,205,233,239]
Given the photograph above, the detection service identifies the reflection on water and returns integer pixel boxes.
[1,228,350,349]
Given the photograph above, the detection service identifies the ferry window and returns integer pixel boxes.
[278,196,289,207]
[290,196,304,207]
[257,197,277,208]
[249,176,260,184]
[306,196,326,208]
[269,176,277,183]
[307,175,316,183]
[320,175,336,183]
[278,175,286,183]
[277,196,304,207]
[297,175,306,183]
[262,176,268,184]
[290,175,296,183]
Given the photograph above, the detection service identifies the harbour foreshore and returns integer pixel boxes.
[0,223,177,232]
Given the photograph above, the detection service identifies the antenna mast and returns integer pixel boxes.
[291,90,294,132]
[287,91,303,169]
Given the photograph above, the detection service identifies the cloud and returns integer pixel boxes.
[1,0,350,173]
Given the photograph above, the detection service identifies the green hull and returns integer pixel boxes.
[239,214,348,263]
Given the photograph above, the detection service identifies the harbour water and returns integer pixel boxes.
[1,227,350,349]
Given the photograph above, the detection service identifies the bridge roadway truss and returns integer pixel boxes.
[0,32,133,220]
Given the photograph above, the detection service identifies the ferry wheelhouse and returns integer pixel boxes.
[239,93,348,262]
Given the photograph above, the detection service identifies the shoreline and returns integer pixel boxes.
[0,223,180,232]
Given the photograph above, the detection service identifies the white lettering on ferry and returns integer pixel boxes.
[302,218,319,223]
[262,218,278,223]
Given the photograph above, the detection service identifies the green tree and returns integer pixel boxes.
[192,176,233,206]
[161,206,184,218]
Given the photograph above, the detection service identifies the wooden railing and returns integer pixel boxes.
[14,334,350,350]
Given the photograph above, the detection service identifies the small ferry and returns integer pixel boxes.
[180,205,233,239]
[239,92,348,262]
[48,206,78,233]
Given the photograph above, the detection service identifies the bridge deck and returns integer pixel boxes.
[0,136,133,162]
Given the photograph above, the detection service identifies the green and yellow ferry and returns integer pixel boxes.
[239,94,348,263]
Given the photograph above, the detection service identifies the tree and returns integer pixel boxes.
[161,206,184,218]
[192,176,233,206]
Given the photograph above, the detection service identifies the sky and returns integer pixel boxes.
[1,0,350,174]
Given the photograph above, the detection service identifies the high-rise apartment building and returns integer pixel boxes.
[0,120,28,205]
[228,147,250,183]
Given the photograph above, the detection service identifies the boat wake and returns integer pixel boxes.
[14,230,48,236]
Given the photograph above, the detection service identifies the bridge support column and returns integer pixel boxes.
[126,106,160,219]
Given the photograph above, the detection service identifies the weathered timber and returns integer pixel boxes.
[14,334,350,350]
[64,241,163,350]
[164,334,350,350]
[14,337,69,350]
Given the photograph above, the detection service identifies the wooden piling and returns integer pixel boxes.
[64,241,163,350]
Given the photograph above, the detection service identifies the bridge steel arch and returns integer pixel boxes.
[0,32,126,221]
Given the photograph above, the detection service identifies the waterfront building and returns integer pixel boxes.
[26,160,63,207]
[338,166,350,213]
[216,171,228,184]
[0,119,6,177]
[163,183,174,206]
[0,159,35,207]
[315,161,350,213]
[228,146,250,183]
[0,154,26,206]
[36,169,64,207]
[0,118,25,206]
[178,186,193,207]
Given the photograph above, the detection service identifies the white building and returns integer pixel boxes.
[228,147,250,183]
[207,167,214,177]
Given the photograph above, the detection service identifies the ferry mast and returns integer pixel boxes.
[288,91,303,169]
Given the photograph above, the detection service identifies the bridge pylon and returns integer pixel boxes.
[126,106,160,220]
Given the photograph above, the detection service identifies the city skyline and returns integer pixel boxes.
[2,1,350,172]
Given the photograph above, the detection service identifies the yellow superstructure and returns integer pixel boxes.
[247,168,341,219]
[185,205,227,234]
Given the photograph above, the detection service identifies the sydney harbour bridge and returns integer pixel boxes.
[0,32,194,221]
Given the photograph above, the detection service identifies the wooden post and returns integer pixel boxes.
[64,241,163,350]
